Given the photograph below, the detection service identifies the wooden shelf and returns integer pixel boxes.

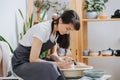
[71,0,120,64]
[83,56,120,58]
[82,18,120,22]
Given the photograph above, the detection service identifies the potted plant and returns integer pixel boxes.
[85,0,108,19]
[34,0,68,22]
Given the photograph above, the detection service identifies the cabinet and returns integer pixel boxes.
[71,0,120,64]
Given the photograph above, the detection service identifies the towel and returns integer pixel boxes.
[0,41,13,77]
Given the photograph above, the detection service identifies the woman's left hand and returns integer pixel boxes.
[56,60,74,69]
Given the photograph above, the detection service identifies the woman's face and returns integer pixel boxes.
[58,18,74,35]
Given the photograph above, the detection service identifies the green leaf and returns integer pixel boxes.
[104,0,108,3]
[39,50,48,58]
[29,13,34,28]
[0,35,14,53]
[18,9,24,20]
[41,10,47,21]
[22,23,27,35]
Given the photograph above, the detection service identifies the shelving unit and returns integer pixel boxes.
[83,56,120,58]
[82,19,120,21]
[71,0,120,64]
[82,18,120,64]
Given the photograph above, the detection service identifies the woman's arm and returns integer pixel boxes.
[30,37,45,62]
[49,43,62,62]
[29,37,74,68]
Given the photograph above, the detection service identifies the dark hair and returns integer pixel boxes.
[52,10,80,49]
[57,33,70,49]
[53,10,80,30]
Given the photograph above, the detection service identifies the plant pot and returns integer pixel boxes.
[86,11,98,19]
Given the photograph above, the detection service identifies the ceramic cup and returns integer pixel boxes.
[83,50,89,56]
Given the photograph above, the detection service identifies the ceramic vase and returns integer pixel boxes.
[86,11,98,19]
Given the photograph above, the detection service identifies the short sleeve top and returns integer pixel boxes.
[19,20,52,47]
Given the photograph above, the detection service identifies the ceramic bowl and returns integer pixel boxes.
[98,15,108,19]
[83,70,105,78]
[101,50,112,56]
[60,62,93,79]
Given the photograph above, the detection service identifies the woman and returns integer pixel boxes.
[12,10,80,80]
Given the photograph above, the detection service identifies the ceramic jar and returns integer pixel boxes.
[86,11,98,19]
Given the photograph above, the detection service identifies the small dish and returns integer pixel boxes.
[83,70,105,78]
[98,15,108,19]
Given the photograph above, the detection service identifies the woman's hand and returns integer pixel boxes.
[60,56,73,62]
[56,60,74,69]
[56,56,75,69]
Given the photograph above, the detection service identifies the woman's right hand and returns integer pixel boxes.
[56,60,74,69]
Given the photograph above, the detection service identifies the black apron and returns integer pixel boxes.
[12,28,66,80]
